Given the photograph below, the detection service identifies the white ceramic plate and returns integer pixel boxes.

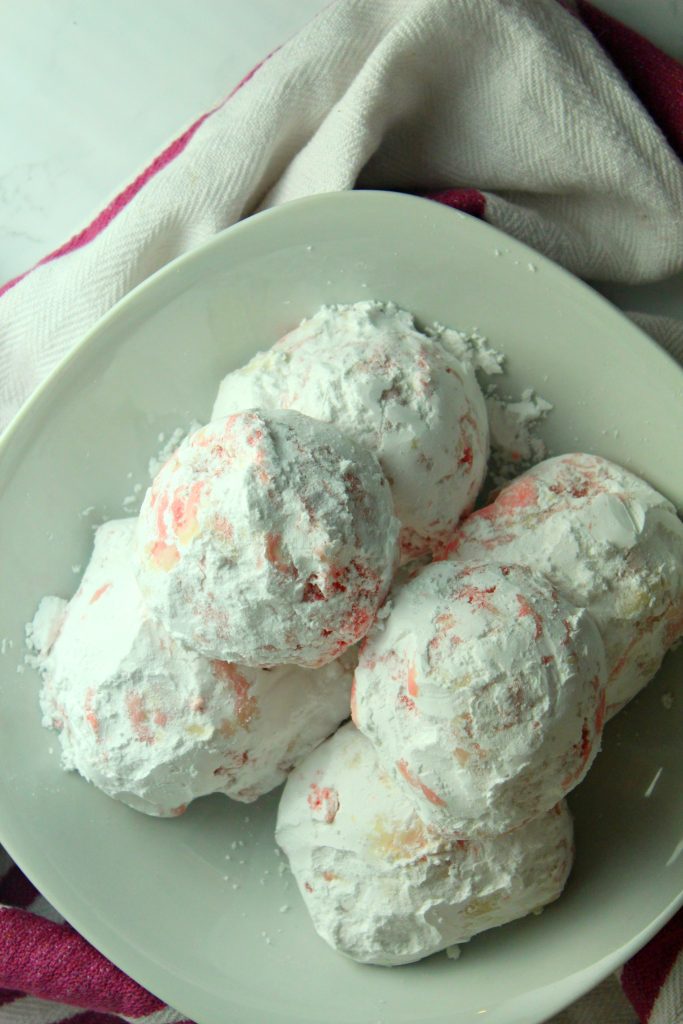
[0,191,682,1024]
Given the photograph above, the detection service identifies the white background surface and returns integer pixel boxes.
[1,0,682,313]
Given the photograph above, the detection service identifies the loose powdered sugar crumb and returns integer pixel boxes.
[434,324,505,377]
[485,388,553,487]
[431,321,551,486]
[118,423,200,513]
[147,424,200,480]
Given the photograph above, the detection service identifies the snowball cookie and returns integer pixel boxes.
[212,301,489,561]
[28,519,353,817]
[352,561,606,837]
[135,409,400,667]
[444,454,683,717]
[276,723,574,966]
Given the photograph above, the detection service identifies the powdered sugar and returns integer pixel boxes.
[212,302,489,561]
[433,322,552,488]
[445,454,683,715]
[352,561,606,836]
[276,724,573,965]
[135,409,399,666]
[148,425,197,480]
[486,389,553,486]
[28,518,354,816]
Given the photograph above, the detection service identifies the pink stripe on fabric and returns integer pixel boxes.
[621,906,683,1022]
[0,109,212,301]
[426,188,487,218]
[0,52,273,301]
[53,1013,154,1024]
[0,864,40,909]
[0,906,165,1017]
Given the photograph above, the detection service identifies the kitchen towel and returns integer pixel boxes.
[0,1,682,1022]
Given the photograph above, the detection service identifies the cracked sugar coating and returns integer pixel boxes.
[28,519,353,817]
[276,724,574,966]
[352,561,607,837]
[211,301,489,561]
[443,454,683,717]
[135,409,400,666]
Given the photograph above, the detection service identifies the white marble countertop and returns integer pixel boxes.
[1,0,682,318]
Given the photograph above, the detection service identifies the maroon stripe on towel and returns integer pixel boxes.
[0,988,22,1007]
[0,51,275,300]
[427,188,487,219]
[621,906,683,1022]
[0,864,40,909]
[53,1013,148,1024]
[578,0,683,159]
